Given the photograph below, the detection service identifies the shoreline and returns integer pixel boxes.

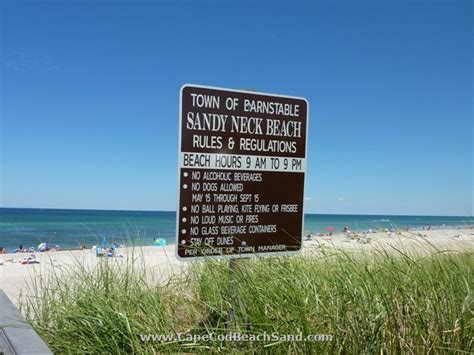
[2,227,473,260]
[2,223,473,254]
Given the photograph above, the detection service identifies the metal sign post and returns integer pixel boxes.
[226,257,250,332]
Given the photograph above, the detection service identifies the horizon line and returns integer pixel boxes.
[0,206,472,218]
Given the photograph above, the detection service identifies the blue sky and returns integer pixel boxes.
[1,0,472,216]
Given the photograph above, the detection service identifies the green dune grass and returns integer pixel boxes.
[22,248,473,353]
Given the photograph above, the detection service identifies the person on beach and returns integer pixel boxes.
[13,245,25,253]
[0,247,5,254]
[343,225,349,233]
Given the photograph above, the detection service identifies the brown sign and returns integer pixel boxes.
[176,84,308,260]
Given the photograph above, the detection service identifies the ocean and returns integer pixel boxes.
[0,208,472,252]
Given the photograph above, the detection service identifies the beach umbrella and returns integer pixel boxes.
[154,238,167,247]
[326,226,334,233]
[37,242,47,252]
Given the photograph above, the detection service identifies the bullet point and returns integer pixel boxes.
[183,172,188,177]
[181,240,186,245]
[182,217,187,223]
[181,229,186,234]
[183,184,188,189]
[182,206,187,212]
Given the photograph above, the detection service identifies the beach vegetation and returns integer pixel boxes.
[22,247,473,353]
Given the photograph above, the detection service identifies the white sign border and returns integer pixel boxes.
[175,83,310,261]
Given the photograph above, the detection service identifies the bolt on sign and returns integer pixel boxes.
[176,84,309,260]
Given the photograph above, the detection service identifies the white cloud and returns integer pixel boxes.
[304,197,311,201]
[337,197,345,201]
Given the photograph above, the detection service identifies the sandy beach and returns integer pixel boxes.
[1,228,473,306]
